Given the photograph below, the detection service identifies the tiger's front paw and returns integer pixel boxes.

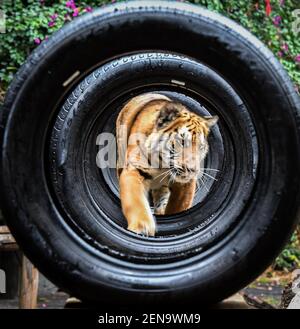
[154,207,166,215]
[127,218,156,236]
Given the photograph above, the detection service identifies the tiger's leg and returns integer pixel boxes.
[119,168,156,236]
[152,185,170,215]
[165,179,197,215]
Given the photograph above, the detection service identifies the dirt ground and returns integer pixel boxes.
[0,268,292,309]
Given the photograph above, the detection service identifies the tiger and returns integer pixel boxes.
[116,93,218,236]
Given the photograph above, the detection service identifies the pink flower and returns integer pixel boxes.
[34,38,41,45]
[48,13,58,27]
[73,8,79,17]
[279,0,285,6]
[277,51,284,58]
[295,55,300,63]
[281,43,289,52]
[85,6,93,13]
[50,14,58,21]
[273,15,282,26]
[66,0,76,10]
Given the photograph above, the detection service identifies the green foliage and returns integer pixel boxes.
[0,0,299,271]
[0,0,300,91]
[0,0,112,86]
[191,0,300,93]
[274,229,300,271]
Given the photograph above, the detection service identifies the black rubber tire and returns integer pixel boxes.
[1,0,300,305]
[49,52,257,263]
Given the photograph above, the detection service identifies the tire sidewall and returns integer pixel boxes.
[1,1,300,304]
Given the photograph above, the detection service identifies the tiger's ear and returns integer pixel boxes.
[204,115,219,128]
[156,103,180,130]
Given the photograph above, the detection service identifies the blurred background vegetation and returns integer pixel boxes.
[0,0,299,272]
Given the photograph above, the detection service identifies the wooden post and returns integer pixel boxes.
[19,255,39,309]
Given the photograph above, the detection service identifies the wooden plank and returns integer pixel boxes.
[0,225,17,251]
[0,233,16,244]
[0,244,18,251]
[19,255,39,309]
[0,226,10,234]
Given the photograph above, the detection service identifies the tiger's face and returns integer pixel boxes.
[146,103,218,183]
[164,125,209,183]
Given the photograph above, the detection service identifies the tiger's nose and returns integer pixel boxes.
[182,165,197,174]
